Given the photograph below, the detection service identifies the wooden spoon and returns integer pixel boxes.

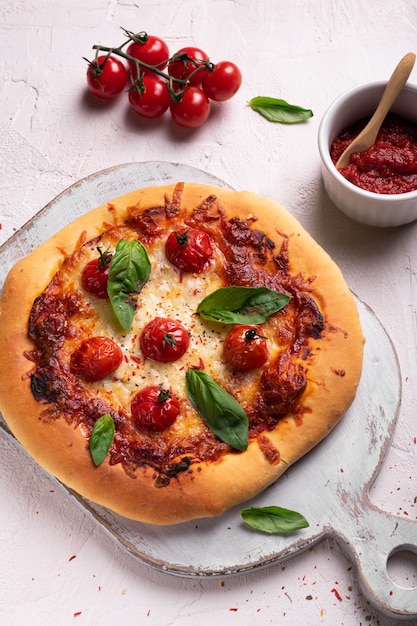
[335,52,416,169]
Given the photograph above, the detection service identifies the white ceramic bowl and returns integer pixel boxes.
[318,80,417,227]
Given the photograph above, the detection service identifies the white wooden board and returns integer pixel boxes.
[0,162,414,620]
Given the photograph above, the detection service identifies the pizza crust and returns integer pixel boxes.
[0,183,364,524]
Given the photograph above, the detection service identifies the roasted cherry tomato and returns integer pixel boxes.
[223,325,268,371]
[202,60,242,101]
[126,34,170,78]
[129,75,171,118]
[70,336,123,382]
[170,87,210,128]
[165,227,213,273]
[168,46,209,87]
[140,317,190,363]
[81,248,112,299]
[86,55,128,99]
[131,385,180,431]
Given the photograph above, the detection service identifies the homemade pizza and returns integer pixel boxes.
[0,182,364,525]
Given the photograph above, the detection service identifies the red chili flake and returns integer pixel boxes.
[130,355,142,364]
[73,612,82,617]
[69,555,77,562]
[191,357,205,370]
[229,608,238,611]
[331,588,343,601]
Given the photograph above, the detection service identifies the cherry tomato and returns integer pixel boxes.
[81,248,112,299]
[168,46,209,87]
[202,61,242,101]
[126,35,170,78]
[86,55,128,99]
[131,385,180,431]
[70,336,123,382]
[165,227,213,273]
[170,87,210,128]
[140,317,190,363]
[128,75,171,118]
[223,325,269,371]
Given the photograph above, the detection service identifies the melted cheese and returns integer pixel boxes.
[78,240,232,422]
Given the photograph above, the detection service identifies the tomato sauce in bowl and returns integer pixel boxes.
[330,113,417,194]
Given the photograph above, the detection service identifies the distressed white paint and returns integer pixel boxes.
[1,2,417,625]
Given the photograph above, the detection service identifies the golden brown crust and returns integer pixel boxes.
[0,183,364,524]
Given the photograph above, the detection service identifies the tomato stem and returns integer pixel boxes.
[245,328,267,341]
[89,28,215,102]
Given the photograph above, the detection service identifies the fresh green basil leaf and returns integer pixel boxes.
[90,413,115,467]
[196,286,290,324]
[241,506,309,534]
[186,368,248,451]
[248,96,313,124]
[107,239,151,331]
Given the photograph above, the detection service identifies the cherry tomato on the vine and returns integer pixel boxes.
[86,55,128,99]
[223,325,269,371]
[81,248,112,299]
[168,46,209,87]
[126,34,170,78]
[140,317,190,363]
[165,227,213,273]
[129,75,171,118]
[70,336,123,382]
[170,87,210,128]
[131,385,180,431]
[202,60,242,102]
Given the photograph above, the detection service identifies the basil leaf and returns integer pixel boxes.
[90,413,115,467]
[107,239,151,331]
[241,506,309,534]
[186,368,248,451]
[196,286,290,324]
[248,96,313,124]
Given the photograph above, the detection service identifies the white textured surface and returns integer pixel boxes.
[1,1,417,624]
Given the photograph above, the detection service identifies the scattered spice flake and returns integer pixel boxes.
[229,608,238,611]
[69,555,77,562]
[331,587,343,601]
[73,612,82,617]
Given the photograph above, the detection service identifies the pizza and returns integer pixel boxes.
[0,182,364,525]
